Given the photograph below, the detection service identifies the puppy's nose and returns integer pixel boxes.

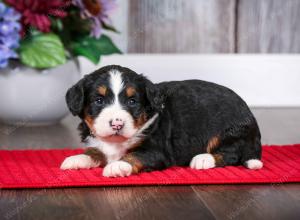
[110,118,124,131]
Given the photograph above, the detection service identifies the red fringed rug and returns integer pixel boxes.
[0,145,299,189]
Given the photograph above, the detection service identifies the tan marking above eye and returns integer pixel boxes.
[126,86,136,97]
[98,86,107,96]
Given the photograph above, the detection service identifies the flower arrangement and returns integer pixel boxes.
[0,0,120,69]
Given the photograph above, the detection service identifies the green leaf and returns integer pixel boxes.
[70,35,122,64]
[19,33,66,69]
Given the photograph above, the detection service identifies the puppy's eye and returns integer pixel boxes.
[94,97,105,106]
[127,98,137,107]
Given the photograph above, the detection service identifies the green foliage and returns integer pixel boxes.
[70,35,122,64]
[19,33,66,69]
[15,6,121,69]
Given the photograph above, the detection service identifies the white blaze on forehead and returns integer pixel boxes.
[109,70,124,105]
[93,69,138,139]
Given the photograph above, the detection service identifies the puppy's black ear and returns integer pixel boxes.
[66,79,85,117]
[145,79,165,113]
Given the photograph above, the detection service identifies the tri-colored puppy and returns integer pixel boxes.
[60,65,263,177]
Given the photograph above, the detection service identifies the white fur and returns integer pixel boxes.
[245,159,263,169]
[109,69,124,103]
[86,137,127,163]
[190,153,216,169]
[93,70,138,139]
[60,154,100,170]
[103,161,133,177]
[86,113,159,163]
[93,106,137,138]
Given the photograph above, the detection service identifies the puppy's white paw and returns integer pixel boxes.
[103,161,132,177]
[245,159,263,170]
[190,153,216,170]
[60,154,99,170]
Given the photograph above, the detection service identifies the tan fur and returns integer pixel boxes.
[206,136,220,153]
[98,86,107,96]
[84,114,96,134]
[122,154,144,174]
[126,86,136,97]
[212,154,225,167]
[84,147,107,166]
[134,112,147,128]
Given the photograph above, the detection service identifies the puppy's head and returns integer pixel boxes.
[66,65,163,143]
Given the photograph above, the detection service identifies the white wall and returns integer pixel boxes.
[79,54,300,107]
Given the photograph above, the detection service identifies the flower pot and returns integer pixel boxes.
[0,60,81,126]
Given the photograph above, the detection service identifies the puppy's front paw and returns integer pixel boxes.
[102,161,132,177]
[190,153,216,169]
[60,154,100,170]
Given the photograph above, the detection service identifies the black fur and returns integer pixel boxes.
[133,80,262,170]
[66,65,262,171]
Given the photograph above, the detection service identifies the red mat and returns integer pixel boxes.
[0,145,299,189]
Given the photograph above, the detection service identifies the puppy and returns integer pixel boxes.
[60,65,263,177]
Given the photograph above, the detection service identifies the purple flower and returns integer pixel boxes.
[0,2,21,68]
[73,0,116,38]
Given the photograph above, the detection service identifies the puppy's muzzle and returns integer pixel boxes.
[109,118,124,131]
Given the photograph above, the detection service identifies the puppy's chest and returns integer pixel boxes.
[86,137,127,163]
[100,143,127,163]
